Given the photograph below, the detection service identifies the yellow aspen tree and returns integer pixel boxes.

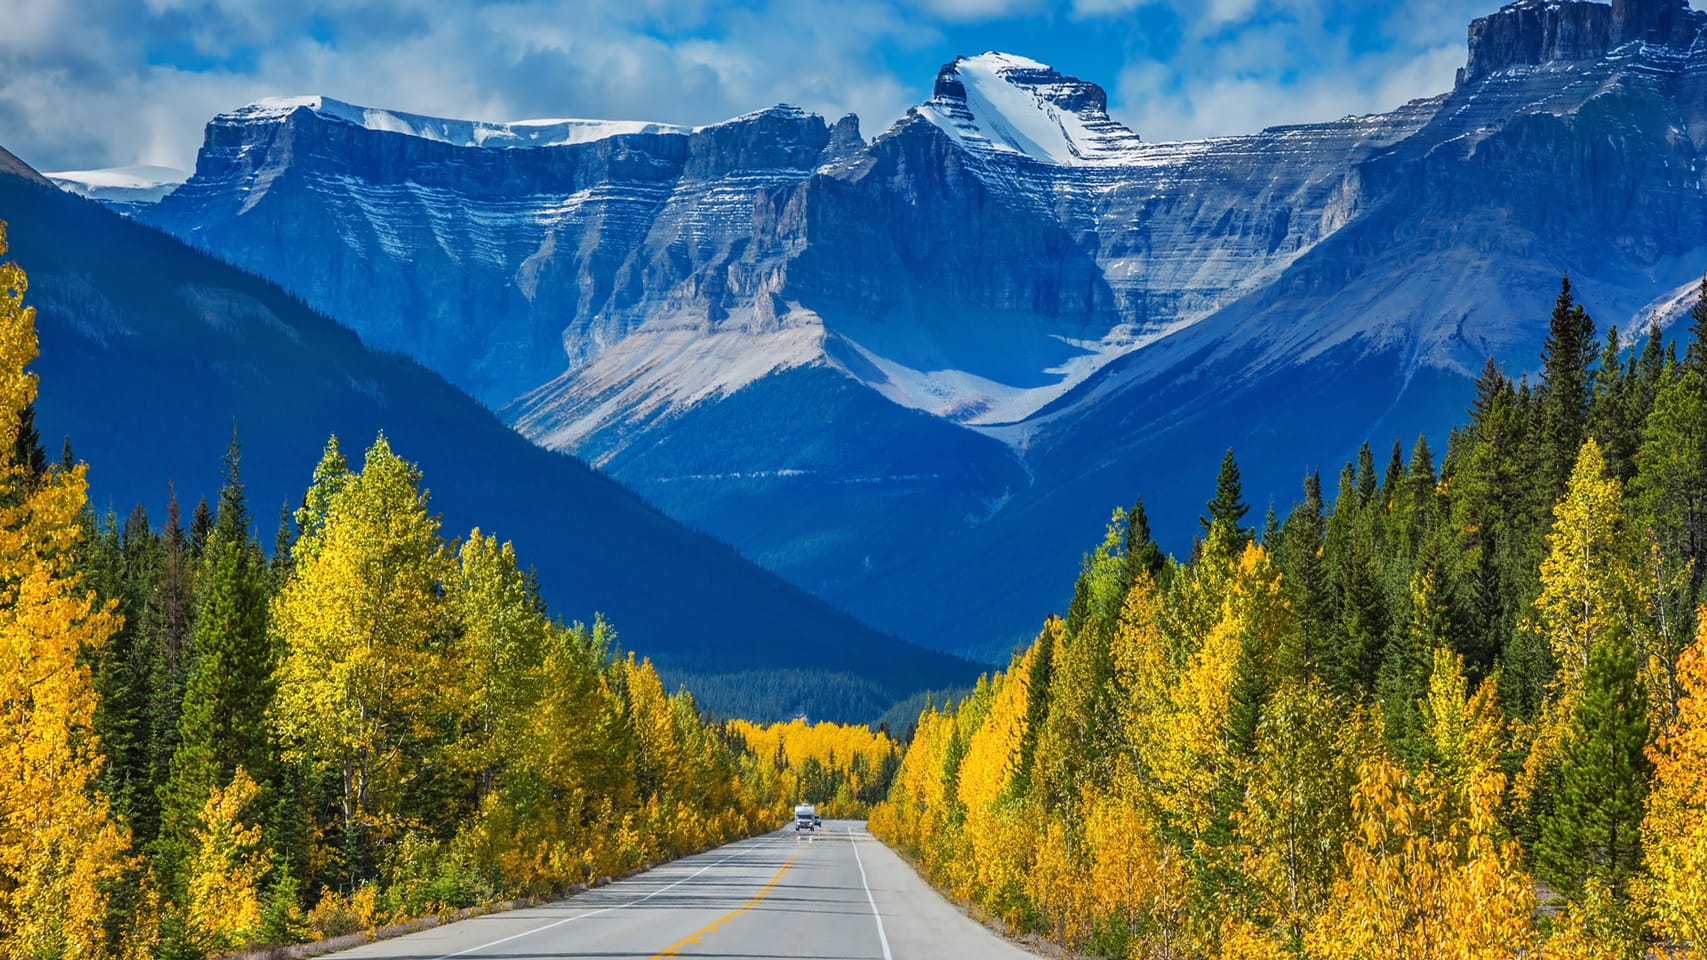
[1080,782,1196,960]
[957,641,1041,815]
[0,223,132,959]
[1143,545,1280,844]
[1306,755,1535,960]
[622,655,685,808]
[1645,611,1707,954]
[1421,648,1507,792]
[1236,678,1364,943]
[954,639,1047,917]
[870,707,953,856]
[185,768,270,952]
[272,435,454,876]
[1524,439,1647,798]
[1307,659,1535,960]
[1542,878,1645,960]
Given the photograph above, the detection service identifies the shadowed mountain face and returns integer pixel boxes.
[135,0,1707,658]
[0,165,981,720]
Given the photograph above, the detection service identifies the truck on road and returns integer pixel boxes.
[793,803,817,831]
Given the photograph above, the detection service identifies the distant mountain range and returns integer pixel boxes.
[53,0,1707,658]
[0,149,978,721]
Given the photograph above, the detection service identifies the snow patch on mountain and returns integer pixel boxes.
[230,96,693,148]
[45,165,188,205]
[918,52,1144,166]
[826,325,1158,427]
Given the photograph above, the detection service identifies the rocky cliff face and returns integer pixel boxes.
[154,99,846,405]
[1461,0,1704,84]
[141,1,1707,657]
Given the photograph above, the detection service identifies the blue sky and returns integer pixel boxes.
[0,0,1560,173]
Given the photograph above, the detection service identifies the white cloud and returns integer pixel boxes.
[0,0,931,172]
[1102,1,1485,142]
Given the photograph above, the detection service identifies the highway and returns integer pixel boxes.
[322,820,1043,960]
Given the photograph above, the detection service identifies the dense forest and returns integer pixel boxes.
[873,276,1707,958]
[0,226,896,959]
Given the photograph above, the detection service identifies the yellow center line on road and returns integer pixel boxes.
[650,856,797,959]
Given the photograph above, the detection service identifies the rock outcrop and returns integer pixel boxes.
[1461,0,1705,84]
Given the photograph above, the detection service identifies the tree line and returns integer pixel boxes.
[0,225,894,959]
[872,275,1707,958]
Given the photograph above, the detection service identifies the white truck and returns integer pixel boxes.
[793,803,818,831]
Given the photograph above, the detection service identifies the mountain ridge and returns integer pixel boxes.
[128,0,1707,657]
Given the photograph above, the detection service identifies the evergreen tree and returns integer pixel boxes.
[1201,448,1252,548]
[95,504,162,832]
[269,503,294,591]
[1470,357,1508,429]
[189,495,212,559]
[1276,472,1330,681]
[1355,441,1377,505]
[1687,272,1707,372]
[1633,369,1707,625]
[1381,441,1404,505]
[1121,496,1166,586]
[9,400,44,489]
[1539,275,1596,502]
[159,438,275,891]
[1535,631,1650,903]
[139,481,195,840]
[1591,325,1637,481]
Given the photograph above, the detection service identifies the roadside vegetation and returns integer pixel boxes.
[0,226,894,959]
[874,276,1707,958]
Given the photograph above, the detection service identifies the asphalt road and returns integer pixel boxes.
[322,820,1043,960]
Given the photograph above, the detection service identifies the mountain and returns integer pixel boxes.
[0,157,980,721]
[137,0,1707,658]
[42,165,188,214]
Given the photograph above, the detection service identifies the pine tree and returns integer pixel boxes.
[1276,472,1330,681]
[1687,271,1707,373]
[1539,275,1597,502]
[138,487,193,849]
[1259,502,1280,546]
[1634,369,1707,619]
[1470,357,1508,429]
[1381,441,1404,505]
[269,503,294,590]
[1121,496,1166,586]
[1201,448,1252,548]
[159,437,276,892]
[96,504,162,833]
[189,496,212,559]
[1536,630,1651,903]
[1591,325,1638,480]
[1354,442,1377,506]
[8,400,44,491]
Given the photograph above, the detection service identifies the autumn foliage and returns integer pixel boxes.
[875,275,1707,960]
[0,229,889,958]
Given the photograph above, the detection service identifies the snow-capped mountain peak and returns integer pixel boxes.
[916,52,1143,166]
[44,164,189,211]
[225,95,693,148]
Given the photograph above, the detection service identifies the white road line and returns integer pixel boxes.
[426,833,785,960]
[849,826,895,960]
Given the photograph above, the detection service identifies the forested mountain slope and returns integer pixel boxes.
[0,160,978,720]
